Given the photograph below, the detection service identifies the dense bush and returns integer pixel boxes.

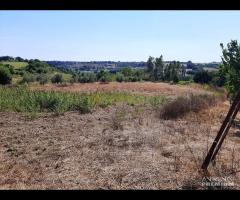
[69,78,75,84]
[172,75,179,83]
[25,60,53,74]
[4,64,14,74]
[120,67,133,77]
[21,73,36,84]
[193,70,212,84]
[116,72,125,82]
[180,76,192,82]
[159,94,217,119]
[99,76,109,83]
[0,65,12,85]
[51,74,63,84]
[97,70,111,83]
[129,76,138,82]
[210,71,225,87]
[78,74,88,83]
[133,69,144,81]
[71,73,79,83]
[115,68,144,82]
[36,74,48,85]
[78,72,96,83]
[88,73,96,83]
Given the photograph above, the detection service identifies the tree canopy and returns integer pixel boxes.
[0,64,12,85]
[220,40,240,100]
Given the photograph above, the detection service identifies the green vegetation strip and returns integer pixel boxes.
[0,61,28,69]
[0,86,168,115]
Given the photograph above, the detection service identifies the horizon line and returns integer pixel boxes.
[0,55,222,63]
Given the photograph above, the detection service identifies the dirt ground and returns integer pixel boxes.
[0,100,240,189]
[0,83,239,189]
[31,82,210,97]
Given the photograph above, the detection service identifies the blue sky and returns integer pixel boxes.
[1,11,240,62]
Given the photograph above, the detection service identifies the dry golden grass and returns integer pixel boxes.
[0,98,239,189]
[159,93,218,120]
[30,82,211,97]
[0,83,239,190]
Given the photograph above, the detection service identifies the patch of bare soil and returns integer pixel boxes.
[0,101,240,189]
[31,82,210,97]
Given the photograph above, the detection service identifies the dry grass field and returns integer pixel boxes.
[0,82,239,189]
[31,82,210,97]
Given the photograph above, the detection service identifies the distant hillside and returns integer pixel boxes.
[46,60,221,73]
[0,61,28,69]
[0,57,72,84]
[46,61,147,73]
[0,56,221,74]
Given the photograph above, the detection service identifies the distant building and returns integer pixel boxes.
[186,68,193,72]
[203,67,218,72]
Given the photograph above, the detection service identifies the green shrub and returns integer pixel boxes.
[178,80,192,85]
[73,96,92,114]
[71,73,79,83]
[36,74,48,85]
[0,65,12,85]
[134,69,144,81]
[99,76,110,83]
[130,76,139,82]
[180,76,192,82]
[51,74,63,84]
[78,72,96,83]
[69,77,75,84]
[97,70,111,83]
[36,93,60,112]
[172,75,179,83]
[78,74,88,83]
[210,72,225,87]
[0,86,167,115]
[4,64,14,74]
[88,73,97,83]
[25,60,53,74]
[21,73,36,84]
[193,70,212,84]
[116,72,125,82]
[120,67,133,77]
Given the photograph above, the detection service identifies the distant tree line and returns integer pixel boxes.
[0,56,28,62]
[2,39,240,103]
[67,67,147,84]
[0,55,212,86]
[146,55,187,83]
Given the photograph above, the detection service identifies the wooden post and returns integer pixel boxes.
[201,90,240,171]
